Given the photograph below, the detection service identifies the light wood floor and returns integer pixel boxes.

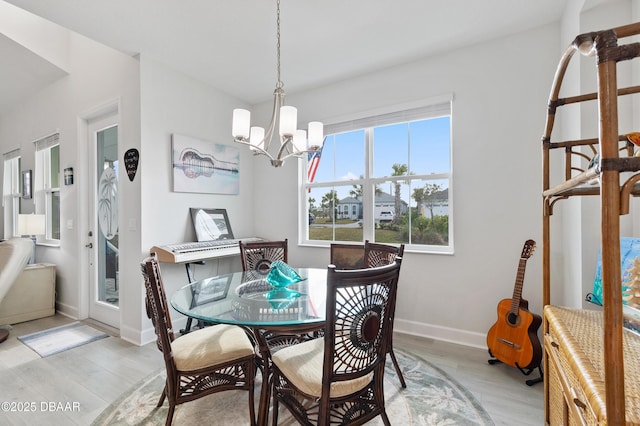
[0,315,543,425]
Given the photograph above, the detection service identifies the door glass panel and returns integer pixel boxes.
[97,126,119,305]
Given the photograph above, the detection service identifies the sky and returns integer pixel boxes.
[308,116,451,204]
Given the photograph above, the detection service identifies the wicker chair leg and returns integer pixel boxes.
[380,410,392,426]
[389,349,407,388]
[248,375,256,426]
[272,394,279,425]
[165,404,175,426]
[157,385,167,407]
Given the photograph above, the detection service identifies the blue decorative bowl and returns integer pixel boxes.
[265,260,304,288]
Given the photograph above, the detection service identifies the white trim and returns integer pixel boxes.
[322,93,454,127]
[2,148,20,160]
[33,132,60,150]
[395,317,487,349]
[299,96,453,253]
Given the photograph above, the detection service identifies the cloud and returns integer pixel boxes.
[340,171,359,180]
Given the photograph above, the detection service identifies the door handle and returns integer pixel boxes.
[85,243,93,248]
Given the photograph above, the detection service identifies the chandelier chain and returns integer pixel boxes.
[231,0,323,167]
[276,0,283,89]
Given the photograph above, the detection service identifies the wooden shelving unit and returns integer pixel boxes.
[542,22,640,425]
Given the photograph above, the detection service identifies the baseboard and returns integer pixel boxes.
[118,315,487,350]
[120,322,151,346]
[133,316,189,346]
[54,302,79,320]
[394,318,487,349]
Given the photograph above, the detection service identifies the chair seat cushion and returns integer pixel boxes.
[172,324,254,371]
[272,337,373,398]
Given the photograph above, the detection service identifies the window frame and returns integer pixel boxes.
[2,150,21,239]
[34,133,61,246]
[299,95,454,254]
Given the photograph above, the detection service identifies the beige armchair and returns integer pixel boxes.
[0,238,35,343]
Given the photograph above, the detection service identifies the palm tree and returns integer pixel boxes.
[321,190,339,220]
[350,175,382,200]
[391,163,408,223]
[98,167,118,239]
[349,184,362,200]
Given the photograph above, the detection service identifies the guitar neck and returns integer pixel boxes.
[509,258,528,314]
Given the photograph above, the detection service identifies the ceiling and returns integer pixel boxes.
[1,0,567,113]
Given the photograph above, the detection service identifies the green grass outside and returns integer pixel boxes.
[308,226,403,243]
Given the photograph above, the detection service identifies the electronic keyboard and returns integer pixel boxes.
[151,237,262,263]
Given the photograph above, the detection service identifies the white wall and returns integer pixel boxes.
[137,56,259,342]
[2,1,638,348]
[251,23,560,347]
[0,31,140,334]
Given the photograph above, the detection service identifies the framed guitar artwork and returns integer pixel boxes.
[486,239,543,385]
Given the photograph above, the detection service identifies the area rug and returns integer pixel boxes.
[92,349,494,425]
[18,321,109,357]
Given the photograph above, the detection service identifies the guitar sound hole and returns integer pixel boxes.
[507,312,519,325]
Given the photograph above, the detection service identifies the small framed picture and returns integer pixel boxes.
[193,276,231,306]
[22,170,32,199]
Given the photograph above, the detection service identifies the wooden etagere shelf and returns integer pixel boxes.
[542,22,640,425]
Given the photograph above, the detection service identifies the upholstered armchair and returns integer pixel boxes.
[0,238,36,343]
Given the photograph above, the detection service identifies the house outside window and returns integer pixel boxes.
[301,96,453,253]
[2,150,21,238]
[34,133,60,245]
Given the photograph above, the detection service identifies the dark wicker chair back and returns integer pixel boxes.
[330,242,365,269]
[364,240,407,388]
[271,258,402,426]
[142,254,177,382]
[239,239,288,272]
[364,240,405,267]
[141,254,256,426]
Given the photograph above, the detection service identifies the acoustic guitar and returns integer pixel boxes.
[486,240,542,371]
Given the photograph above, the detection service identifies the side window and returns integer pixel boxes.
[302,97,452,253]
[35,133,60,244]
[2,150,21,238]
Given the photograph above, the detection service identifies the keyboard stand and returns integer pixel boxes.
[150,237,262,333]
[180,260,205,334]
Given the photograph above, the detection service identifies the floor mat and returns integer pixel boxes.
[18,321,109,357]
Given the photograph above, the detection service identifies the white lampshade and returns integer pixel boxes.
[18,214,46,236]
[249,127,265,151]
[232,109,251,138]
[293,130,307,152]
[279,106,297,137]
[308,121,324,148]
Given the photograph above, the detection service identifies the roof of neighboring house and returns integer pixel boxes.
[431,188,448,201]
[339,197,360,204]
[374,192,395,203]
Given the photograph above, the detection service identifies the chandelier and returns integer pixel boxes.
[232,0,323,167]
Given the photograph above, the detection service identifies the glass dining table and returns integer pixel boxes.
[170,267,328,426]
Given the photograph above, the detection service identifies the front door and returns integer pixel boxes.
[88,115,119,328]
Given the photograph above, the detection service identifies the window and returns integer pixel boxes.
[35,133,60,244]
[2,149,21,238]
[302,96,452,253]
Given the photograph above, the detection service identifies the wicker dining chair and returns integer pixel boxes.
[238,238,318,353]
[271,259,402,426]
[364,240,407,388]
[141,254,256,426]
[239,239,288,273]
[329,242,365,269]
[364,240,405,269]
